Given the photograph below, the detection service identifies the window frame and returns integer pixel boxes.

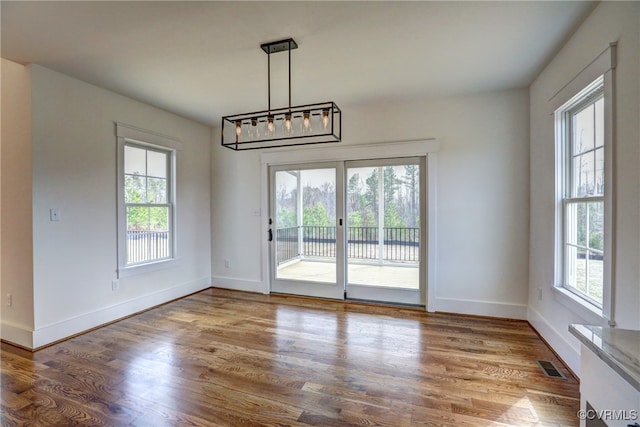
[552,43,616,324]
[116,123,182,278]
[560,83,605,308]
[124,142,173,266]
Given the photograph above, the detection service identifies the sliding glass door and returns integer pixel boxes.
[345,158,424,305]
[269,163,345,299]
[269,157,425,305]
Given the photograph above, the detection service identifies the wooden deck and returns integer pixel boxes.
[278,260,419,289]
[1,288,579,426]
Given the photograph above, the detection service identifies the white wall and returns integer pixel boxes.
[528,2,640,375]
[211,146,264,292]
[212,88,530,319]
[3,64,212,348]
[0,59,35,346]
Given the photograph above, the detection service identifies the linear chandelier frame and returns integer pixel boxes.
[221,38,342,151]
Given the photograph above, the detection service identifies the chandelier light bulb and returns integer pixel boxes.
[235,121,242,136]
[251,118,259,140]
[284,113,293,134]
[322,109,330,129]
[302,111,311,131]
[267,115,275,134]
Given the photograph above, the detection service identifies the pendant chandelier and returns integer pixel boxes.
[221,38,342,151]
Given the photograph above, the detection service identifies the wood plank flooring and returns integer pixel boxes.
[1,288,580,426]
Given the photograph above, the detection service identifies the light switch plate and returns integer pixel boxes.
[50,208,61,221]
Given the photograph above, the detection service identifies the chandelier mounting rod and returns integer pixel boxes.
[267,49,271,113]
[261,38,298,114]
[288,39,292,110]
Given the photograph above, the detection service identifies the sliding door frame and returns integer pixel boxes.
[344,156,426,305]
[260,139,439,311]
[268,162,346,299]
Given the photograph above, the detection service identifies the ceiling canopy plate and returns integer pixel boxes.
[260,38,298,54]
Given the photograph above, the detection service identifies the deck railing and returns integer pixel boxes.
[127,230,170,264]
[276,226,419,265]
[304,226,338,258]
[276,227,299,266]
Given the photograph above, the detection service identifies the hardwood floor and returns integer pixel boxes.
[1,288,579,426]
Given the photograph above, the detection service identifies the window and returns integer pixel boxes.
[548,42,616,326]
[557,78,605,307]
[116,123,181,276]
[552,43,615,322]
[124,144,172,265]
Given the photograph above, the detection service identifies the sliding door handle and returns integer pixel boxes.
[268,229,273,242]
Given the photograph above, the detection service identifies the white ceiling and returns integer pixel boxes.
[1,1,596,127]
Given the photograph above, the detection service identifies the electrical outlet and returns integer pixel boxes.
[6,294,12,307]
[112,280,119,291]
[224,259,230,268]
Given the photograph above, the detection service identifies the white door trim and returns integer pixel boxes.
[261,139,438,166]
[260,139,439,311]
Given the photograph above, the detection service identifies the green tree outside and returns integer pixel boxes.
[125,172,169,231]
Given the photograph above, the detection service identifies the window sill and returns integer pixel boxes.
[118,258,181,279]
[552,285,607,326]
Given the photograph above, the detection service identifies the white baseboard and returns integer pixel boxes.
[30,277,211,349]
[212,276,266,294]
[435,297,527,320]
[1,321,34,349]
[527,305,581,376]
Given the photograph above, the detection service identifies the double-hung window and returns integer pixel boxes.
[124,143,173,265]
[554,43,616,322]
[116,123,181,276]
[558,78,605,307]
